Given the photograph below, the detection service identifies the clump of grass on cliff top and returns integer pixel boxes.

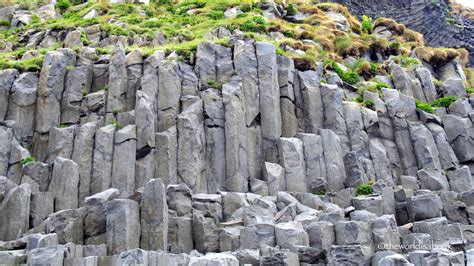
[414,47,460,66]
[374,17,406,35]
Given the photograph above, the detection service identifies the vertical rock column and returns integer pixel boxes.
[223,79,249,192]
[279,137,307,192]
[257,42,281,163]
[296,133,326,190]
[298,70,324,134]
[91,124,115,194]
[34,51,68,161]
[112,125,136,197]
[195,42,234,88]
[135,90,156,188]
[72,122,96,206]
[408,122,442,171]
[106,199,140,254]
[320,83,350,154]
[278,56,297,138]
[140,178,168,251]
[106,47,127,114]
[320,129,346,191]
[201,88,226,193]
[7,72,38,144]
[61,64,93,124]
[155,126,177,187]
[48,157,79,212]
[343,102,377,183]
[233,40,259,126]
[234,41,263,183]
[46,125,75,164]
[0,183,31,241]
[0,69,19,121]
[0,126,13,177]
[157,60,181,132]
[7,139,30,184]
[383,89,418,176]
[125,49,143,111]
[177,96,206,193]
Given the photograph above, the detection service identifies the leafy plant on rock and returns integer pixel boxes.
[356,184,373,196]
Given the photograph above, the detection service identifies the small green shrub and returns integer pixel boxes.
[361,15,373,33]
[95,47,109,55]
[433,79,443,88]
[21,156,36,165]
[79,30,89,45]
[324,60,360,85]
[369,63,378,75]
[0,20,10,27]
[389,41,401,51]
[415,99,435,113]
[207,80,223,90]
[240,4,258,13]
[207,10,224,20]
[287,4,298,16]
[432,96,457,108]
[31,14,40,24]
[375,82,390,90]
[283,31,297,38]
[55,0,71,12]
[465,87,473,95]
[109,119,123,130]
[142,19,162,28]
[315,190,326,196]
[363,99,375,110]
[126,15,143,25]
[354,95,363,103]
[356,184,373,196]
[153,0,173,5]
[240,16,266,33]
[396,55,421,68]
[103,24,130,36]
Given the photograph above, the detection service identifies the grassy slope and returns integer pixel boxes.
[0,0,472,89]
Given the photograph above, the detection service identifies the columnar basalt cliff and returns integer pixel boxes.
[0,1,474,265]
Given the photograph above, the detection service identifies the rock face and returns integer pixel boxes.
[0,37,473,265]
[333,0,474,66]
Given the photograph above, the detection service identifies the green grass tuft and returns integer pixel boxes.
[21,156,36,165]
[415,99,435,113]
[432,96,457,108]
[325,60,360,85]
[356,184,373,196]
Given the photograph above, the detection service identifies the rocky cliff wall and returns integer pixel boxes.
[0,39,474,265]
[333,0,474,66]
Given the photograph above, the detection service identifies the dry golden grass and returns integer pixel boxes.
[447,0,474,19]
[369,38,390,54]
[374,17,406,35]
[457,48,469,66]
[401,29,424,46]
[414,47,460,66]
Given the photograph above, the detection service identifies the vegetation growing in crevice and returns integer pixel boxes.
[432,96,457,107]
[21,156,37,165]
[324,59,360,84]
[415,99,435,113]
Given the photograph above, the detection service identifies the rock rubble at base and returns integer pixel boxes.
[0,39,473,265]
